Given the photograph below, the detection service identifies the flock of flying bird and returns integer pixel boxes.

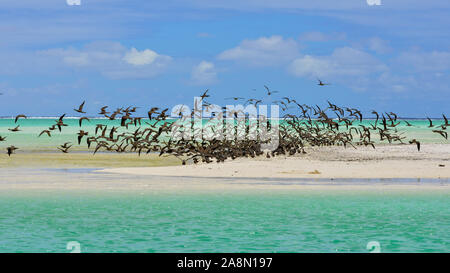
[1,83,449,164]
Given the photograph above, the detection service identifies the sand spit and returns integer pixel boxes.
[99,144,450,179]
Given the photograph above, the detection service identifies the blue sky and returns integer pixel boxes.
[0,0,449,117]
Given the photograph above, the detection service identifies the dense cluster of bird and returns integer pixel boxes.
[1,84,449,164]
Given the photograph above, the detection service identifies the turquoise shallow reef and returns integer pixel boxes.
[0,118,448,151]
[0,189,448,253]
[0,118,448,253]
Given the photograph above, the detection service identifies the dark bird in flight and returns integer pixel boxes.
[98,106,110,115]
[0,136,6,141]
[15,114,27,123]
[264,85,279,96]
[8,125,20,132]
[200,89,210,100]
[403,120,413,127]
[148,107,159,120]
[317,79,330,86]
[77,130,89,145]
[58,113,66,122]
[55,114,68,132]
[79,117,90,127]
[74,101,87,114]
[39,130,51,137]
[61,142,72,149]
[95,124,106,135]
[432,130,448,140]
[58,144,72,153]
[427,117,434,128]
[409,139,421,151]
[443,114,449,128]
[6,146,18,156]
[225,97,245,101]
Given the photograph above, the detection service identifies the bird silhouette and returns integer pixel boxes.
[6,146,18,156]
[8,125,20,132]
[15,114,27,123]
[39,130,51,137]
[74,101,87,114]
[317,79,330,86]
[409,139,421,151]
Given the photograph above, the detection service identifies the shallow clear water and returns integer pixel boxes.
[0,118,448,253]
[0,189,448,253]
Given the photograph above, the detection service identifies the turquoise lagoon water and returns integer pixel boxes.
[0,188,448,253]
[0,118,448,151]
[0,118,448,253]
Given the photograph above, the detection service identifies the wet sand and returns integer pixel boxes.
[0,152,180,168]
[0,168,448,192]
[1,144,448,192]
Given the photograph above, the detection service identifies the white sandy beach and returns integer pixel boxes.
[99,144,450,179]
[1,144,448,192]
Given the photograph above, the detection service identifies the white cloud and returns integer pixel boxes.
[298,31,346,42]
[376,72,417,93]
[123,48,159,66]
[63,54,90,66]
[290,47,387,78]
[289,55,331,78]
[288,47,450,94]
[191,61,218,85]
[217,35,300,66]
[396,50,450,72]
[367,37,391,54]
[39,41,172,79]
